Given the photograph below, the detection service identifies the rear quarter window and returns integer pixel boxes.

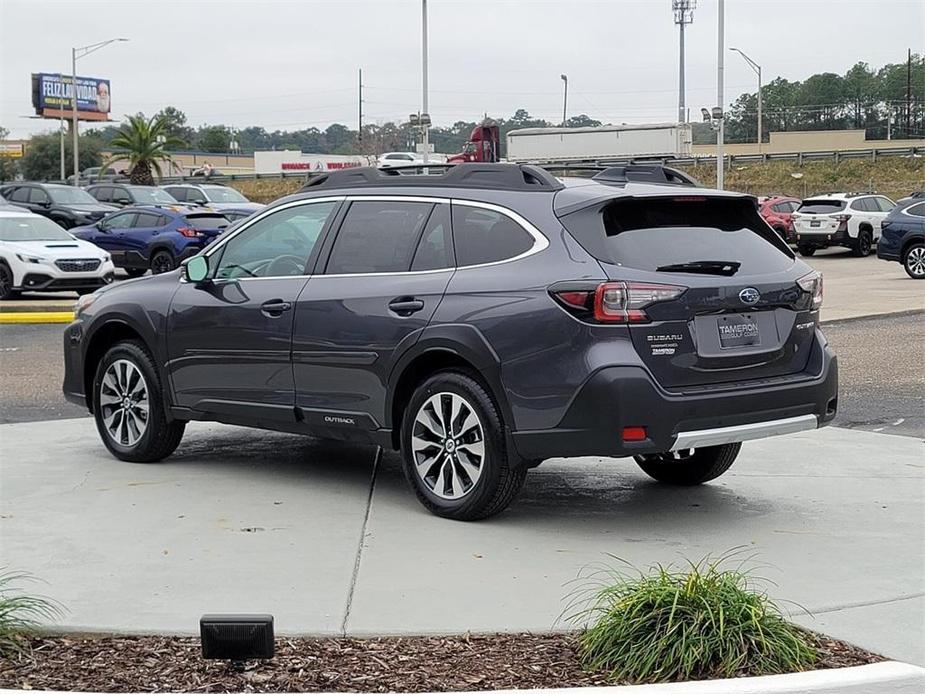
[452,205,534,266]
[798,199,846,214]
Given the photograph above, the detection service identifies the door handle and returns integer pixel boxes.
[388,297,425,315]
[261,299,292,316]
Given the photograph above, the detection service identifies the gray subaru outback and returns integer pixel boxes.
[63,164,837,520]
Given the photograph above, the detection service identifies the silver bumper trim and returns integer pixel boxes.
[670,414,819,451]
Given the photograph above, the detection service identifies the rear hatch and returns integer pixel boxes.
[792,198,845,235]
[182,212,229,241]
[557,193,821,390]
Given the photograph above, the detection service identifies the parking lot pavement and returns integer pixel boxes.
[1,419,922,664]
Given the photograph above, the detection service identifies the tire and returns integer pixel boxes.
[903,243,925,279]
[92,340,185,463]
[124,268,147,278]
[634,443,741,486]
[400,371,526,521]
[797,245,816,257]
[0,262,20,300]
[75,288,96,296]
[150,250,176,275]
[852,228,872,257]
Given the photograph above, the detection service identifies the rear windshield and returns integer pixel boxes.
[797,199,846,214]
[560,196,793,274]
[130,187,177,204]
[184,214,229,230]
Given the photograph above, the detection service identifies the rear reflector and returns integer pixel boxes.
[622,426,648,442]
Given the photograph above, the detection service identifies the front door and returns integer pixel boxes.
[166,199,341,423]
[292,199,455,431]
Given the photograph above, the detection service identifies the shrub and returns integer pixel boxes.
[566,554,819,683]
[0,570,64,656]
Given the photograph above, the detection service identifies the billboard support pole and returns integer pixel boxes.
[71,48,79,186]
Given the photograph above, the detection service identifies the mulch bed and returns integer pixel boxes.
[0,632,884,692]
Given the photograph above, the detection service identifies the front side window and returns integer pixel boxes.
[326,201,431,274]
[100,212,136,231]
[875,197,895,212]
[452,204,534,266]
[166,187,187,202]
[90,187,112,202]
[133,212,165,228]
[29,188,50,204]
[214,201,336,279]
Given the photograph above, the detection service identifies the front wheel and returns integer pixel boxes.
[400,372,526,521]
[634,443,741,485]
[852,229,872,257]
[0,263,20,300]
[797,244,816,257]
[903,243,925,279]
[150,250,176,275]
[93,340,185,463]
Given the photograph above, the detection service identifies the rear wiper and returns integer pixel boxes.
[656,260,741,276]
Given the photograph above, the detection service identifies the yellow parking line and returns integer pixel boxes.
[0,312,75,324]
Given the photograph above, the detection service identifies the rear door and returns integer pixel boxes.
[124,210,166,262]
[292,197,454,431]
[560,195,818,390]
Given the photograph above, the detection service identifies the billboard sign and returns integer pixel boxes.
[31,73,111,121]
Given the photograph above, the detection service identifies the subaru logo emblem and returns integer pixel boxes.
[739,287,760,305]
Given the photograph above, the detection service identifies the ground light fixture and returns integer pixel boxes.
[200,613,275,671]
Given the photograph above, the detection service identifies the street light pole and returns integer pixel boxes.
[421,0,429,166]
[716,0,725,190]
[560,74,568,127]
[730,47,762,152]
[70,38,129,186]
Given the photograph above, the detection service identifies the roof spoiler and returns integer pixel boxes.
[592,165,700,187]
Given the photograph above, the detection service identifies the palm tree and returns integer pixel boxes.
[105,114,185,185]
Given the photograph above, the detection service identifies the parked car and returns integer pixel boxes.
[160,184,264,215]
[219,209,256,223]
[87,184,186,209]
[0,183,119,229]
[63,163,837,520]
[378,152,423,168]
[897,190,925,204]
[758,196,800,242]
[792,192,895,257]
[66,166,128,185]
[70,207,230,277]
[0,208,114,299]
[877,200,925,279]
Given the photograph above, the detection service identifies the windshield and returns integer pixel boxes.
[204,187,248,203]
[47,186,98,204]
[130,187,177,204]
[0,216,75,241]
[798,199,846,214]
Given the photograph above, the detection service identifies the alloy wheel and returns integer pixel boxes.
[906,246,925,277]
[99,359,149,447]
[151,253,175,275]
[411,392,485,500]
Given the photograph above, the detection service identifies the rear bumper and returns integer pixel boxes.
[796,229,850,248]
[511,336,838,460]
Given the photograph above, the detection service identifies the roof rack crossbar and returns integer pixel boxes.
[301,163,563,192]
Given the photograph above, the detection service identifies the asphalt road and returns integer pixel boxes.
[0,314,922,437]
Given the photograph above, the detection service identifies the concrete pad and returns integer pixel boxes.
[347,428,925,664]
[0,419,376,635]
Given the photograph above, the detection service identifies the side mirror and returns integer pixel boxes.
[183,255,210,284]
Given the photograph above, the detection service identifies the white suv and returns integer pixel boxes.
[0,209,115,300]
[793,193,895,257]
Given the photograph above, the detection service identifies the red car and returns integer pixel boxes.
[759,196,801,242]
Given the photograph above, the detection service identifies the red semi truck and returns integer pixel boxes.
[446,123,501,163]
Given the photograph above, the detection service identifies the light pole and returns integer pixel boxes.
[715,0,725,190]
[730,47,762,152]
[560,74,568,127]
[421,0,430,166]
[71,38,128,185]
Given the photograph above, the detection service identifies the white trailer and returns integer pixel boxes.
[505,123,692,164]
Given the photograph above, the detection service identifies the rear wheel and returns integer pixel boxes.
[0,262,19,300]
[93,340,185,463]
[904,243,925,279]
[797,244,816,257]
[400,371,526,521]
[634,443,741,486]
[150,250,176,275]
[124,268,147,278]
[852,228,872,257]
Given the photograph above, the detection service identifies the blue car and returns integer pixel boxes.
[877,199,925,279]
[71,206,230,277]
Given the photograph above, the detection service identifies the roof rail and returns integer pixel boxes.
[300,163,563,192]
[591,164,699,187]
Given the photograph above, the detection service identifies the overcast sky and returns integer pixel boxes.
[1,0,922,139]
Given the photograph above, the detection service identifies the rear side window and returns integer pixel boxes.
[798,199,846,214]
[166,187,186,201]
[184,214,228,230]
[28,188,49,204]
[560,197,793,274]
[907,202,925,217]
[133,212,164,227]
[90,187,110,202]
[411,203,453,271]
[452,204,533,266]
[852,198,876,212]
[9,187,29,202]
[326,201,431,274]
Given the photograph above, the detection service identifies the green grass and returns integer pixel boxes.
[0,570,64,655]
[565,553,819,684]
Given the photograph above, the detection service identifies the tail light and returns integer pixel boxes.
[797,272,823,309]
[552,281,686,324]
[177,226,200,238]
[835,214,851,232]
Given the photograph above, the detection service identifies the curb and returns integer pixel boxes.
[819,307,924,325]
[0,302,75,313]
[1,662,922,694]
[0,312,74,324]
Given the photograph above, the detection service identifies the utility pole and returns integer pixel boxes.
[358,68,363,146]
[672,1,696,123]
[906,48,912,138]
[421,0,430,165]
[716,0,725,190]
